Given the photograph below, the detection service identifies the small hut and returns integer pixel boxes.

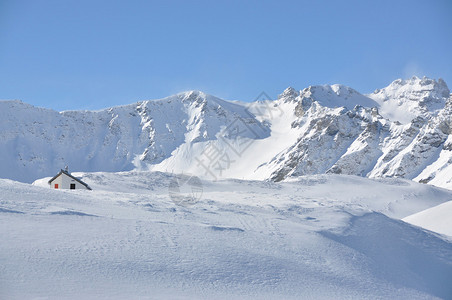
[48,167,92,190]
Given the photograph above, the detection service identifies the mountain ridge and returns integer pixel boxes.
[1,77,451,189]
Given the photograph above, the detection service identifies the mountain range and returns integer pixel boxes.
[1,76,451,189]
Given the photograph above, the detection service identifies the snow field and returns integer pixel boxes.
[1,172,451,299]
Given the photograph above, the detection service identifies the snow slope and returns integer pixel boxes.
[1,172,452,299]
[0,92,268,183]
[1,76,451,190]
[404,200,452,237]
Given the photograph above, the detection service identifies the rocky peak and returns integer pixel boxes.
[368,77,450,124]
[278,87,299,101]
[177,90,209,104]
[297,84,378,110]
[373,76,450,102]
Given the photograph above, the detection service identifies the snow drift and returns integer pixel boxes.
[1,172,452,299]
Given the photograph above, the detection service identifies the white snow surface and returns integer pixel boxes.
[404,200,452,237]
[1,76,451,191]
[368,76,450,124]
[0,172,451,299]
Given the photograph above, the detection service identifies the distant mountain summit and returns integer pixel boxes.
[1,77,451,189]
[369,76,450,123]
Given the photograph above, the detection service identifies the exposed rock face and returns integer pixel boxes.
[1,77,451,190]
[265,77,451,188]
[0,91,269,182]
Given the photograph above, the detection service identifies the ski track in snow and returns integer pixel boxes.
[1,172,452,299]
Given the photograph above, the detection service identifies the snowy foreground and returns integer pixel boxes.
[1,172,452,299]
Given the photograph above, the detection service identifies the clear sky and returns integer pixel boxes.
[1,0,451,111]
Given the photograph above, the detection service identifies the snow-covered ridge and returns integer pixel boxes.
[0,91,268,183]
[1,77,451,189]
[368,76,450,123]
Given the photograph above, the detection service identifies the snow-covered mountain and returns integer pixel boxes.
[1,76,451,189]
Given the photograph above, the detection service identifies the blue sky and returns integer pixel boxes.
[1,0,451,110]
